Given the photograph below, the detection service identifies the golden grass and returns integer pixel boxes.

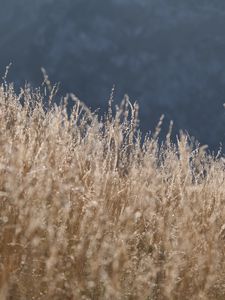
[1,81,225,300]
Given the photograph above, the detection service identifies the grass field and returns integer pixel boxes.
[1,81,225,299]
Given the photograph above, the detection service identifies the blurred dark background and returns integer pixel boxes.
[1,0,225,150]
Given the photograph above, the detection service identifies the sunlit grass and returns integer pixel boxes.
[1,81,225,299]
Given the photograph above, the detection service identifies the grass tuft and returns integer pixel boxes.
[0,82,225,299]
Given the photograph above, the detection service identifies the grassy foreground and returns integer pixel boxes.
[0,82,225,300]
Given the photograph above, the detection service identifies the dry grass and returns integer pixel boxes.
[1,81,225,300]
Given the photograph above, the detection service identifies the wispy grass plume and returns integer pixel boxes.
[0,82,225,299]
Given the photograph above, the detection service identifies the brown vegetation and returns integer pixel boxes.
[1,81,225,299]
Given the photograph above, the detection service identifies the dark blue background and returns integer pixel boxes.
[1,0,225,150]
